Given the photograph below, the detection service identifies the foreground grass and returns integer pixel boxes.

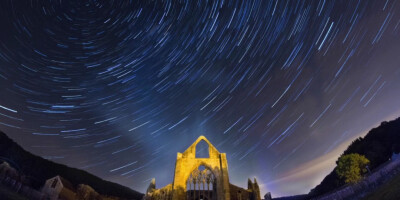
[0,185,28,200]
[362,172,400,200]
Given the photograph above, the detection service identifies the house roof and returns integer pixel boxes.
[53,175,75,191]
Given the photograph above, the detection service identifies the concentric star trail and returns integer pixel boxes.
[1,0,400,197]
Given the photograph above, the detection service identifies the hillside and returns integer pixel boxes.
[308,117,400,198]
[0,131,143,200]
[362,171,400,200]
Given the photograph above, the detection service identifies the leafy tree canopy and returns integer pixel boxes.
[335,153,370,184]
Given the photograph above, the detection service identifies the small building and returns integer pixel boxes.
[0,161,19,179]
[41,175,76,200]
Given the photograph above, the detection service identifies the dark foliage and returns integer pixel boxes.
[0,131,143,200]
[308,117,400,198]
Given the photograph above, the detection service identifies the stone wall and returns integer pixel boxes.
[171,136,231,200]
[229,183,252,200]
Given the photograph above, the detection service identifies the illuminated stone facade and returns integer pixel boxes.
[144,136,261,200]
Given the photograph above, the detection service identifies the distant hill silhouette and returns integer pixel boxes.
[308,117,400,198]
[0,131,143,200]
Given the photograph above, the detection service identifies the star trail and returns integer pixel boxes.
[1,0,400,197]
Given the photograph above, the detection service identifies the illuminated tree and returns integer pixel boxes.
[336,153,370,184]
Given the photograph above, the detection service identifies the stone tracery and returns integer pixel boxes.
[186,166,216,200]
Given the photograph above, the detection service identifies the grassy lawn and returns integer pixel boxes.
[0,185,28,200]
[362,172,400,200]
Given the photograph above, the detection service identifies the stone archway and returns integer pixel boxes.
[186,165,216,200]
[171,136,230,200]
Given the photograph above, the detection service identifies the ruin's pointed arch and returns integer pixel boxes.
[183,162,219,190]
[186,164,217,200]
[172,136,231,200]
[144,135,261,200]
[195,139,210,158]
[182,136,221,159]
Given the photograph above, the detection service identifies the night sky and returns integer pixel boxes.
[1,0,400,197]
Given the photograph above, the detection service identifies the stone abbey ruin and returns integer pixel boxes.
[144,136,262,200]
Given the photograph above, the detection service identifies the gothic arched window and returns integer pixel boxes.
[186,165,215,200]
[195,140,210,158]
